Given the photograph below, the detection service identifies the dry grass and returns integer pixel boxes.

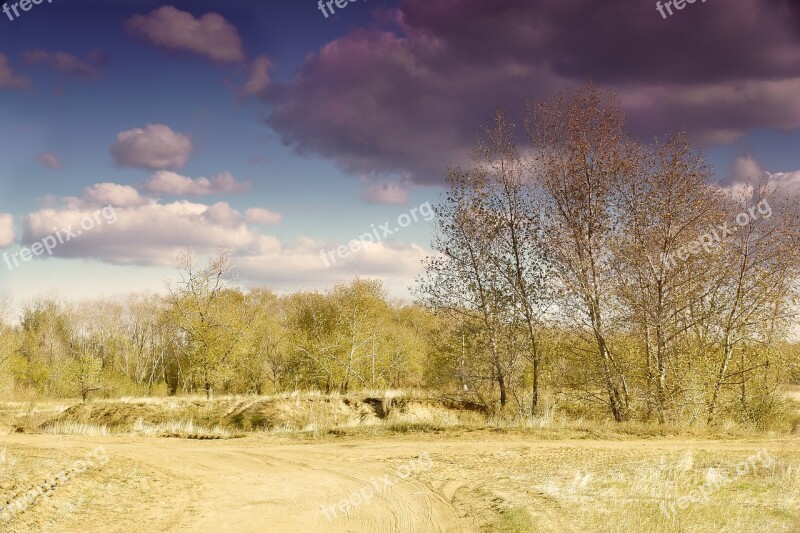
[784,384,800,403]
[2,387,798,442]
[41,422,110,437]
[32,390,488,438]
[131,419,238,439]
[0,401,73,434]
[410,444,800,532]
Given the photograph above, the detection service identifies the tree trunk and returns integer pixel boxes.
[489,336,507,408]
[708,345,733,423]
[531,343,540,416]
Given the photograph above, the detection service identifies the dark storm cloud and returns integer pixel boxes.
[260,0,800,183]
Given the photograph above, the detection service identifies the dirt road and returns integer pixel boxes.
[2,434,470,532]
[3,434,799,532]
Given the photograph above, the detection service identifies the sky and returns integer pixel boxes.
[1,0,799,307]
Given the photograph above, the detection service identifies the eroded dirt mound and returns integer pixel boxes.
[43,396,487,432]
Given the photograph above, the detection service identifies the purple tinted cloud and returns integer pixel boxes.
[125,5,246,64]
[110,124,193,170]
[261,0,800,184]
[24,50,103,79]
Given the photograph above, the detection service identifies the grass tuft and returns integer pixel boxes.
[131,418,240,439]
[41,421,110,436]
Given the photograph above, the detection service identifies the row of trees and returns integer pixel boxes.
[417,83,800,425]
[0,264,435,401]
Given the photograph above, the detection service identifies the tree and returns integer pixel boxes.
[237,289,288,394]
[417,162,514,408]
[167,249,254,398]
[473,110,553,414]
[704,181,800,422]
[526,83,632,421]
[612,133,725,422]
[18,297,70,395]
[67,352,103,402]
[287,279,390,393]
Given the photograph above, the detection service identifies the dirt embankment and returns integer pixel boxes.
[42,396,488,433]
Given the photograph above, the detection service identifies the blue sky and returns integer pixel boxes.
[1,0,799,306]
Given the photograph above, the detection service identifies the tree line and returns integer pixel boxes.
[0,265,434,402]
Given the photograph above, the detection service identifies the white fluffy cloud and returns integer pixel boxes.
[22,200,257,266]
[110,124,192,170]
[725,155,800,197]
[766,170,800,193]
[729,155,766,183]
[0,214,14,248]
[20,199,428,286]
[235,239,429,295]
[82,183,149,207]
[125,6,245,64]
[144,171,250,196]
[15,184,428,297]
[244,208,282,225]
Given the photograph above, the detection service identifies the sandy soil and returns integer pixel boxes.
[2,433,800,532]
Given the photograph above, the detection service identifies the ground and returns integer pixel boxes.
[2,430,800,532]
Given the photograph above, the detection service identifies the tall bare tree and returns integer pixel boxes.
[526,84,631,421]
[417,165,513,408]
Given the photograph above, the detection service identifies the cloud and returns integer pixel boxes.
[82,183,149,207]
[241,55,272,98]
[722,155,800,197]
[125,6,245,64]
[767,170,800,194]
[37,152,63,170]
[360,179,411,205]
[244,207,282,225]
[23,50,102,78]
[110,124,192,170]
[18,198,428,296]
[21,200,258,266]
[260,0,800,184]
[729,155,766,183]
[144,171,250,196]
[618,78,800,144]
[0,214,14,248]
[15,186,428,297]
[235,238,429,296]
[86,49,112,66]
[0,53,31,90]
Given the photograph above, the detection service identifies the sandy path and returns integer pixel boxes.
[2,435,467,532]
[3,434,799,532]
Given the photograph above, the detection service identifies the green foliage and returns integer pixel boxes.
[65,352,103,401]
